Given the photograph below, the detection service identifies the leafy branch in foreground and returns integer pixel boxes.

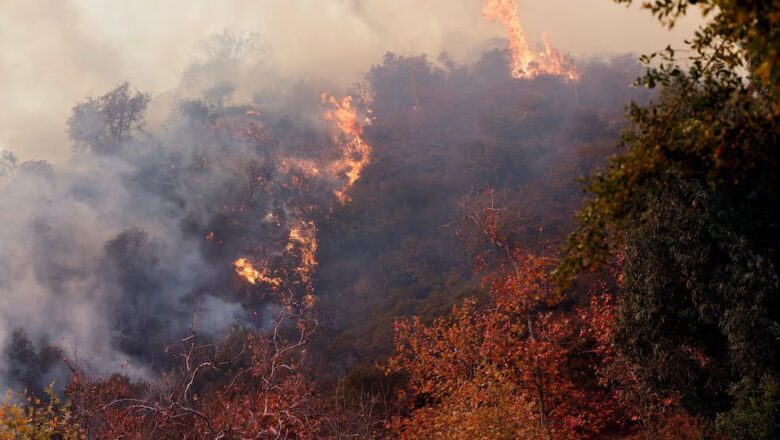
[0,385,84,440]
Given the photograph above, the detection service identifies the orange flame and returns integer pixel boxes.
[232,94,373,304]
[322,93,372,203]
[483,0,580,81]
[277,157,321,179]
[286,220,318,289]
[233,257,282,287]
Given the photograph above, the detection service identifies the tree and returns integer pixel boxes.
[3,330,61,397]
[67,82,150,154]
[558,0,780,431]
[388,197,647,439]
[0,151,17,179]
[715,375,780,440]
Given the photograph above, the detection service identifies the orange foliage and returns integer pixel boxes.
[65,328,317,439]
[387,199,644,438]
[389,270,632,438]
[67,244,320,438]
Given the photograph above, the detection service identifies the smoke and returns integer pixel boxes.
[0,135,249,389]
[0,24,381,388]
[1,0,703,163]
[0,0,699,390]
[309,50,656,373]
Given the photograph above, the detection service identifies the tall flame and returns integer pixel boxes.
[483,0,580,81]
[286,220,318,290]
[322,93,372,203]
[233,93,373,301]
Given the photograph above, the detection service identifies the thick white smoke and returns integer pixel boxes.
[0,0,702,163]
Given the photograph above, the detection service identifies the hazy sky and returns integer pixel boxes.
[0,0,703,163]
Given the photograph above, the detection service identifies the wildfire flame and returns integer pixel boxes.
[233,257,282,287]
[233,94,373,303]
[286,220,318,290]
[322,93,372,203]
[278,158,321,178]
[483,0,580,81]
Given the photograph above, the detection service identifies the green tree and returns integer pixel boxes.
[716,375,780,440]
[558,0,780,430]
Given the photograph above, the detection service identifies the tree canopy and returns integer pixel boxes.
[559,0,780,435]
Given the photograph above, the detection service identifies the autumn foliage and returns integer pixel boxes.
[1,194,708,439]
[58,274,320,439]
[63,334,316,439]
[0,386,84,440]
[386,198,636,438]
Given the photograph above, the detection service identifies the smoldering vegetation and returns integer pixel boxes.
[0,34,650,391]
[313,51,651,374]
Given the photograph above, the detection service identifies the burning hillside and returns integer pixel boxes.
[0,6,638,424]
[5,0,771,438]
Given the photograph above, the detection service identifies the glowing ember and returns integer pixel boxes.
[233,257,282,287]
[483,0,580,81]
[322,93,372,203]
[278,157,321,178]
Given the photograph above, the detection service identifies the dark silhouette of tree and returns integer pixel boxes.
[68,82,150,154]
